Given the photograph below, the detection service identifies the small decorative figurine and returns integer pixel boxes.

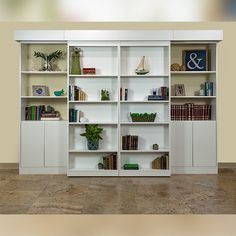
[135,56,149,75]
[101,89,110,101]
[152,144,159,150]
[54,89,64,96]
[71,48,82,75]
[33,50,63,71]
[98,163,104,169]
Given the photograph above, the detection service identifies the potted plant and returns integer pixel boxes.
[80,124,103,150]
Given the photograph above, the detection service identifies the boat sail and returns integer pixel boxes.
[135,56,149,75]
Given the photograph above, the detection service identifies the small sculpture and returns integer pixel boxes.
[98,163,104,169]
[71,48,82,75]
[54,89,64,96]
[135,56,149,75]
[152,144,159,150]
[101,89,110,101]
[33,50,63,71]
[171,63,186,71]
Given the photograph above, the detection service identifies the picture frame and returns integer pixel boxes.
[183,49,208,71]
[32,85,49,96]
[175,84,185,96]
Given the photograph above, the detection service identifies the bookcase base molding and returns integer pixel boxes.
[15,30,223,176]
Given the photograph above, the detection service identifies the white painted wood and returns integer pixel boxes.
[68,169,118,177]
[14,30,65,41]
[193,121,217,167]
[172,166,217,174]
[65,30,173,41]
[173,30,223,41]
[19,167,67,174]
[120,169,170,177]
[45,121,67,167]
[21,121,44,167]
[171,122,192,167]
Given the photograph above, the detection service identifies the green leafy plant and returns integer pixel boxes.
[80,124,103,143]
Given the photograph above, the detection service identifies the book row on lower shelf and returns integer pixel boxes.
[25,105,61,121]
[171,103,212,120]
[95,153,169,170]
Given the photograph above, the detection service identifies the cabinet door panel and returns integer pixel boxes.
[193,121,216,167]
[45,121,67,167]
[21,121,44,167]
[171,122,192,167]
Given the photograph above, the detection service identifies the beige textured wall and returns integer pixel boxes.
[0,22,235,163]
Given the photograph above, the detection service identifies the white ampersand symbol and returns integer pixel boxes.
[187,53,204,70]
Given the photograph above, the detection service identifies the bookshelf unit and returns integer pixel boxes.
[15,30,223,176]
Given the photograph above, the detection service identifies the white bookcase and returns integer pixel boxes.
[15,30,223,176]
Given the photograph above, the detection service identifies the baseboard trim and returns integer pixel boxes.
[0,163,19,170]
[218,163,236,169]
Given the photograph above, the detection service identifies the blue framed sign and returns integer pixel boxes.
[183,50,208,71]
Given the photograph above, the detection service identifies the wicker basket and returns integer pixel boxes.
[130,112,156,122]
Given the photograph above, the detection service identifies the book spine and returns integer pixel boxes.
[120,88,122,101]
[125,89,128,101]
[210,82,213,96]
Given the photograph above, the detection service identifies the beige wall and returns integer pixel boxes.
[0,22,235,163]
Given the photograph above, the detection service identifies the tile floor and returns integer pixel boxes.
[0,168,235,214]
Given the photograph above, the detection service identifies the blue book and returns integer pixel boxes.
[210,82,213,96]
[205,82,209,96]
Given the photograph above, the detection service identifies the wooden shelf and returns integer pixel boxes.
[171,96,216,99]
[121,75,169,78]
[69,150,117,153]
[69,75,117,78]
[120,149,169,153]
[69,122,117,125]
[171,71,216,75]
[120,100,169,103]
[21,96,67,99]
[120,122,169,125]
[69,101,118,103]
[21,71,67,74]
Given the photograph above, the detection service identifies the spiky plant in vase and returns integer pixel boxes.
[33,50,63,71]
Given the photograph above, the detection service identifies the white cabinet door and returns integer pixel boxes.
[193,121,216,167]
[45,121,67,167]
[171,122,192,167]
[21,121,44,167]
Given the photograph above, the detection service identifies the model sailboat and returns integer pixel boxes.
[135,56,149,75]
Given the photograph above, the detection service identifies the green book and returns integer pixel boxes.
[124,164,139,170]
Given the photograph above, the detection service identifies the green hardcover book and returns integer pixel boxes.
[124,164,139,170]
[31,106,35,120]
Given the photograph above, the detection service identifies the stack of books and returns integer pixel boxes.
[124,164,139,170]
[204,82,214,96]
[69,109,81,122]
[122,135,138,150]
[152,154,169,170]
[171,103,211,120]
[120,88,128,101]
[102,154,117,170]
[25,105,45,120]
[148,86,168,100]
[69,85,86,101]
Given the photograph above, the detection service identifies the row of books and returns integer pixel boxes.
[148,86,168,100]
[120,88,128,101]
[122,135,138,150]
[203,82,214,96]
[69,85,86,101]
[171,103,211,120]
[25,105,45,120]
[69,109,81,122]
[152,154,169,170]
[102,154,117,170]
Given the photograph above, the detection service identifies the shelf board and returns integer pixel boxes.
[69,75,117,78]
[120,169,170,177]
[69,122,117,125]
[68,169,118,177]
[21,71,67,74]
[171,96,216,99]
[120,122,169,125]
[21,96,67,99]
[69,101,117,103]
[120,149,169,153]
[171,71,216,75]
[120,100,169,103]
[69,150,117,153]
[121,75,169,78]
